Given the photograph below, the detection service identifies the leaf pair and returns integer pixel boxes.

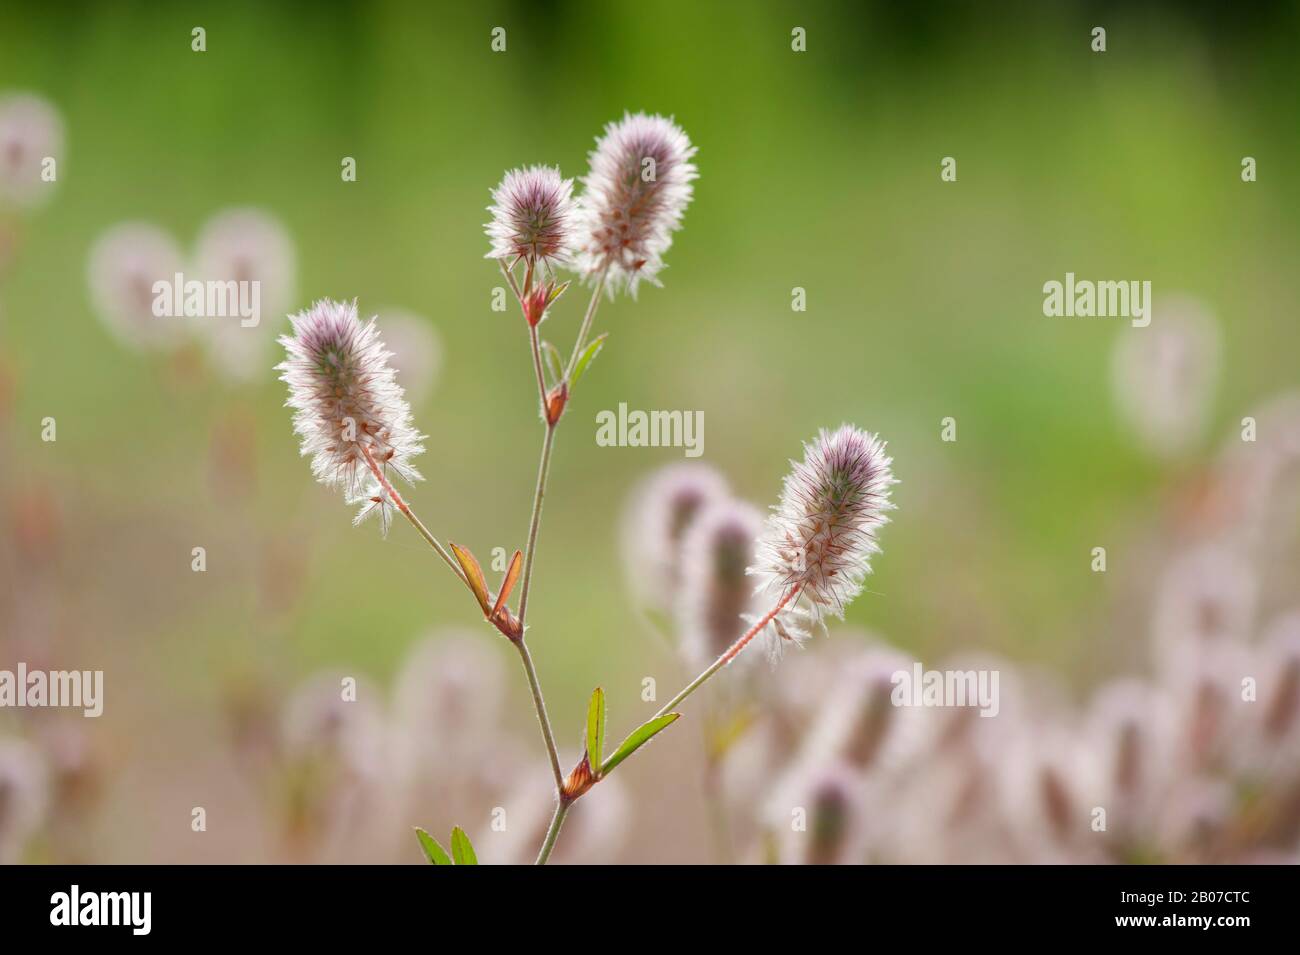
[450,543,523,640]
[416,825,477,865]
[539,333,608,393]
[563,687,679,798]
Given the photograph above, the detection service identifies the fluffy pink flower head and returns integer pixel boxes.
[0,92,63,208]
[749,425,895,653]
[485,165,575,268]
[276,299,424,533]
[676,497,765,670]
[574,112,697,296]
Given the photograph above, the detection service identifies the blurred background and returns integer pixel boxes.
[1,0,1297,863]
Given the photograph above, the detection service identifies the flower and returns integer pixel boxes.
[485,165,575,269]
[676,497,765,669]
[573,112,697,296]
[749,425,895,654]
[86,222,186,351]
[195,207,297,382]
[276,299,424,533]
[620,462,730,615]
[0,92,63,209]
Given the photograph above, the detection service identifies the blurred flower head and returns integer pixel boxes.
[0,738,48,865]
[0,92,63,208]
[195,207,297,382]
[621,462,729,617]
[676,497,765,669]
[485,165,575,269]
[373,308,442,407]
[574,112,697,296]
[277,298,424,532]
[1111,295,1220,458]
[86,222,186,351]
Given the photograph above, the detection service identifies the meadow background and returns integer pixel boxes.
[1,0,1297,862]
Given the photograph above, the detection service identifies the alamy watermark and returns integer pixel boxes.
[0,663,103,717]
[151,272,261,327]
[890,662,999,717]
[1042,272,1151,327]
[595,402,703,457]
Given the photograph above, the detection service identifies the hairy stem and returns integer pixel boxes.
[360,443,466,586]
[535,799,571,865]
[652,585,801,720]
[534,587,801,865]
[516,635,564,788]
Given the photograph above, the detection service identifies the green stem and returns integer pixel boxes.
[535,799,571,865]
[516,636,564,789]
[563,269,608,383]
[360,443,466,586]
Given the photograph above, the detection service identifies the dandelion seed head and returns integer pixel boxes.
[574,112,697,296]
[485,165,575,268]
[276,298,424,532]
[749,425,895,653]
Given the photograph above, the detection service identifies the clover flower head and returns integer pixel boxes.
[748,425,895,655]
[485,164,575,269]
[574,112,697,296]
[276,298,424,533]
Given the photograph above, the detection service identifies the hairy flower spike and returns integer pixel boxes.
[485,165,575,268]
[276,299,424,533]
[574,112,697,296]
[749,425,895,655]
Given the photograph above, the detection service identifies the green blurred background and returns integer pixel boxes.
[1,0,1296,861]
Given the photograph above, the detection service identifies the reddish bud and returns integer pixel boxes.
[561,752,597,800]
[523,284,549,327]
[545,383,568,425]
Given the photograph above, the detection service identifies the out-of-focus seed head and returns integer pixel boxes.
[86,222,186,351]
[1111,295,1220,458]
[676,498,765,669]
[1151,545,1256,676]
[621,462,729,616]
[0,738,49,865]
[276,298,424,533]
[373,308,442,408]
[749,425,895,655]
[573,112,697,297]
[195,207,297,382]
[0,92,63,208]
[485,165,575,269]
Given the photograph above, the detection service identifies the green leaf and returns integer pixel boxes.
[600,713,680,775]
[571,333,609,387]
[415,827,452,865]
[450,826,478,866]
[540,340,564,388]
[586,687,606,775]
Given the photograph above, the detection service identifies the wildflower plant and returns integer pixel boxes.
[276,112,895,864]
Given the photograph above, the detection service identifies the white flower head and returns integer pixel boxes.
[485,164,575,269]
[276,298,424,533]
[0,92,63,208]
[749,425,896,657]
[86,222,186,351]
[574,112,697,296]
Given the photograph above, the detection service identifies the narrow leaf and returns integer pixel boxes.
[586,687,606,775]
[571,333,609,387]
[540,340,564,388]
[491,549,523,620]
[450,826,478,866]
[415,827,452,865]
[600,713,680,775]
[546,280,571,305]
[450,542,492,616]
